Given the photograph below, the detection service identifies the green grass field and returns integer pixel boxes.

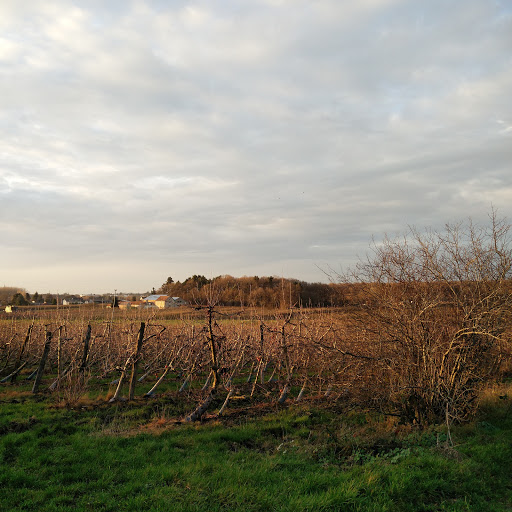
[1,381,511,511]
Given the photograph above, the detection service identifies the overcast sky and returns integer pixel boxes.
[1,0,511,294]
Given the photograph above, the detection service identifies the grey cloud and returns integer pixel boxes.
[1,0,511,292]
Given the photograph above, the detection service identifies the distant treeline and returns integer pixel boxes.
[1,279,370,310]
[157,275,356,308]
[0,287,60,306]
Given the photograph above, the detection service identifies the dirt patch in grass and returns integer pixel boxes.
[0,416,38,435]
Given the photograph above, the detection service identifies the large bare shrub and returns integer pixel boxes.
[338,212,512,424]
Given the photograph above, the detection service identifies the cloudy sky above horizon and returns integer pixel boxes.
[1,0,511,294]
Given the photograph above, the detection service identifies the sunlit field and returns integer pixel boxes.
[1,304,511,511]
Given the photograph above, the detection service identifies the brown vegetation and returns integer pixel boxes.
[1,214,511,426]
[158,274,341,308]
[332,212,512,423]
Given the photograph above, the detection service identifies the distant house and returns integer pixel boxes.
[118,300,152,310]
[154,296,175,309]
[83,295,109,304]
[142,294,161,303]
[142,295,187,309]
[62,296,85,306]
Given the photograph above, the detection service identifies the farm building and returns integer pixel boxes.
[118,300,157,310]
[141,294,161,303]
[142,295,187,309]
[62,296,85,306]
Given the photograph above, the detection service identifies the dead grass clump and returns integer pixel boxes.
[58,369,91,409]
[475,381,512,421]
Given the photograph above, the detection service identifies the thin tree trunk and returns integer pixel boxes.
[201,372,212,391]
[179,375,190,392]
[278,384,290,404]
[48,365,71,391]
[250,360,262,397]
[1,361,28,383]
[109,355,131,402]
[26,368,38,380]
[145,365,172,397]
[218,388,234,416]
[246,361,255,383]
[185,391,215,422]
[138,371,150,382]
[295,379,307,402]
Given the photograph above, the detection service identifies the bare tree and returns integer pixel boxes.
[336,211,512,423]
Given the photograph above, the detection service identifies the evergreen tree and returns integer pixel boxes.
[11,293,28,306]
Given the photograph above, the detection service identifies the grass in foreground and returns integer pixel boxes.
[0,384,511,511]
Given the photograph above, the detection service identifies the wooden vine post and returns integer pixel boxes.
[57,325,64,376]
[278,318,293,404]
[128,321,145,400]
[207,306,220,392]
[11,323,33,383]
[32,329,52,394]
[79,324,92,373]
